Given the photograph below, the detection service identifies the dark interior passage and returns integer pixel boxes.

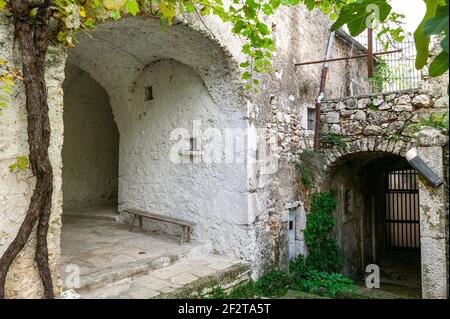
[62,64,119,211]
[328,152,421,294]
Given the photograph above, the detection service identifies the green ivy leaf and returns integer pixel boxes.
[423,8,449,35]
[2,86,12,94]
[242,71,252,80]
[414,0,439,69]
[441,36,449,54]
[262,4,274,15]
[331,0,392,36]
[125,0,139,16]
[429,51,449,76]
[281,0,301,6]
[110,11,121,20]
[0,0,6,10]
[9,156,29,172]
[256,22,270,35]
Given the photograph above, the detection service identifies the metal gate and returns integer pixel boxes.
[385,169,420,249]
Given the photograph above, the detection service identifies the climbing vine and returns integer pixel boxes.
[368,57,395,92]
[303,192,344,273]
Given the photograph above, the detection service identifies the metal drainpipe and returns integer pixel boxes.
[314,31,335,152]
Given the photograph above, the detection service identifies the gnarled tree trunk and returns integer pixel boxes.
[0,0,54,299]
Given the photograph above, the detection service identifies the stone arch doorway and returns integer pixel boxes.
[62,64,120,212]
[58,16,251,297]
[326,151,422,297]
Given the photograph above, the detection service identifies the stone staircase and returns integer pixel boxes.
[70,255,250,299]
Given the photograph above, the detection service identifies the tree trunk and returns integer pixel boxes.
[0,1,54,299]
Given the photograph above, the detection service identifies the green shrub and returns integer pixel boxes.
[368,58,395,92]
[203,192,350,299]
[206,286,227,299]
[288,254,312,280]
[226,281,257,299]
[304,192,344,273]
[295,150,324,189]
[293,270,355,297]
[254,268,290,297]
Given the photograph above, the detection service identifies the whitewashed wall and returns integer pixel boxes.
[116,60,250,257]
[62,65,119,209]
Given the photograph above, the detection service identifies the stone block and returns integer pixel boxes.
[392,104,413,112]
[420,236,448,299]
[357,98,371,109]
[170,273,199,286]
[412,94,432,108]
[417,128,449,147]
[397,94,411,105]
[326,112,340,124]
[364,125,383,136]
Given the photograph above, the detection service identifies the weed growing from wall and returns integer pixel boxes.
[295,150,317,190]
[321,132,347,151]
[409,111,449,134]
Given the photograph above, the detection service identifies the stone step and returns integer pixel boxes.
[73,253,186,293]
[76,256,250,299]
[63,211,118,222]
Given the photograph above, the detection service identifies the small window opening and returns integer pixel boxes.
[189,137,199,162]
[145,86,153,101]
[189,137,198,152]
[307,108,316,131]
[289,220,294,230]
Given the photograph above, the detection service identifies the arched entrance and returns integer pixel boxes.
[59,16,250,297]
[62,64,119,211]
[326,151,421,297]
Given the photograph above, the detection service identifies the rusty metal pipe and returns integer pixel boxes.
[314,31,335,152]
[294,49,402,66]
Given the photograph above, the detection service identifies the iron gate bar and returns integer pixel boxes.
[385,169,420,249]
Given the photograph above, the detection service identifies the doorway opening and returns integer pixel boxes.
[62,64,119,214]
[328,152,421,297]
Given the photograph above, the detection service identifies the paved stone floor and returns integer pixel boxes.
[378,249,421,298]
[79,255,248,299]
[60,207,247,298]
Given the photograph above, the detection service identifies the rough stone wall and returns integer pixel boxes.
[247,6,370,274]
[416,128,448,298]
[321,85,449,297]
[0,14,66,298]
[62,65,119,209]
[321,89,448,167]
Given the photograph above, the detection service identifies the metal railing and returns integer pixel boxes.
[353,33,423,93]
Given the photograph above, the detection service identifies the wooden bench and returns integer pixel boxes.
[123,208,195,245]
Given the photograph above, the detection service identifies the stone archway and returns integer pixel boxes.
[325,150,422,297]
[321,128,448,299]
[58,15,253,297]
